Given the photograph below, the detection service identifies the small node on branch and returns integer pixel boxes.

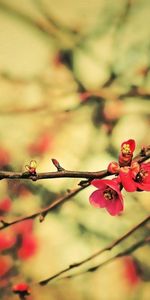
[39,212,47,222]
[78,179,90,187]
[140,146,147,156]
[0,219,9,228]
[51,158,65,172]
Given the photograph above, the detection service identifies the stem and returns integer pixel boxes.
[39,214,150,285]
[0,183,90,230]
[0,169,109,181]
[60,236,150,281]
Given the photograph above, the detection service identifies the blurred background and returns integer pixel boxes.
[0,0,150,299]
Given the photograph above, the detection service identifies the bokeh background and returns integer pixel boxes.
[0,0,150,299]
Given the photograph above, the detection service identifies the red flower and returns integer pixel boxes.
[12,282,30,295]
[18,234,38,260]
[0,197,12,213]
[13,220,34,236]
[0,255,12,277]
[0,146,10,167]
[0,232,16,251]
[135,162,150,191]
[28,133,52,156]
[123,256,140,287]
[89,179,123,216]
[119,139,135,167]
[121,139,135,154]
[120,162,150,192]
[13,220,34,235]
[119,167,137,192]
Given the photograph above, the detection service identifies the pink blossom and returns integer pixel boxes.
[28,132,52,156]
[18,234,38,260]
[119,139,136,167]
[0,197,12,213]
[119,162,150,192]
[89,179,123,216]
[0,255,12,277]
[135,162,150,191]
[0,232,16,251]
[123,256,140,287]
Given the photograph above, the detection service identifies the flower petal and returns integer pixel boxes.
[106,198,123,216]
[89,190,106,208]
[120,168,136,192]
[136,183,150,191]
[91,180,106,189]
[121,139,136,153]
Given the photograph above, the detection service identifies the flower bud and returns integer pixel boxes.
[12,282,30,296]
[107,162,120,174]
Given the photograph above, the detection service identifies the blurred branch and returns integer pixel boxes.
[59,236,150,281]
[34,0,80,36]
[115,0,133,32]
[39,214,150,285]
[0,183,90,230]
[0,2,54,38]
[0,1,79,47]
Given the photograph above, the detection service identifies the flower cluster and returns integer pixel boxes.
[89,139,150,216]
[0,198,38,291]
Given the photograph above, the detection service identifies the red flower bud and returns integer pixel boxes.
[119,139,136,167]
[12,282,30,295]
[107,162,120,174]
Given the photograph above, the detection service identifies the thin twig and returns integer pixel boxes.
[0,183,90,231]
[39,214,150,285]
[59,236,150,281]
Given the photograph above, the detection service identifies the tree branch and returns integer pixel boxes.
[59,236,150,281]
[0,146,149,181]
[0,183,90,231]
[39,214,150,285]
[0,169,109,181]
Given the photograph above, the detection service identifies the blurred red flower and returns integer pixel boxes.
[0,197,12,213]
[123,256,140,287]
[18,234,38,260]
[0,146,10,167]
[0,232,16,251]
[13,220,34,235]
[0,255,12,277]
[28,133,52,156]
